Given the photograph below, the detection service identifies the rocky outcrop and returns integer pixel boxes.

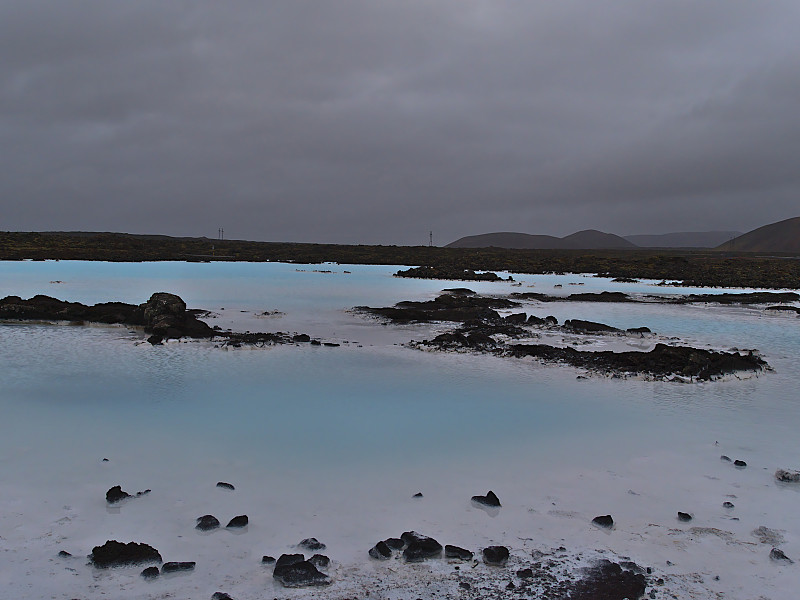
[471,491,501,507]
[273,554,330,588]
[90,540,162,567]
[394,266,508,281]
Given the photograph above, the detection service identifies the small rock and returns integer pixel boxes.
[105,485,131,504]
[261,555,276,564]
[102,458,109,462]
[734,460,747,468]
[135,489,151,497]
[226,515,248,528]
[723,501,735,509]
[413,492,423,498]
[309,554,329,568]
[141,566,160,579]
[677,512,693,522]
[216,481,235,490]
[298,538,326,551]
[775,469,800,482]
[196,515,220,531]
[483,546,510,566]
[58,550,72,557]
[770,548,793,563]
[506,581,516,589]
[592,515,614,529]
[720,455,732,462]
[517,568,533,578]
[471,490,501,507]
[212,593,234,600]
[293,334,311,343]
[369,541,392,560]
[162,561,196,573]
[445,545,473,561]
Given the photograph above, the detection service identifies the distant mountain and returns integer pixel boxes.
[625,231,742,248]
[446,230,636,249]
[717,216,800,253]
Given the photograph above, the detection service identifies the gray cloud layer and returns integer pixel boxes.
[2,1,799,244]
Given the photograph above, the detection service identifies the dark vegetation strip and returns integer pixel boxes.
[2,231,800,289]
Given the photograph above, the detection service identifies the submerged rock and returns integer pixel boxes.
[90,540,162,568]
[216,481,235,490]
[734,460,747,468]
[775,469,800,482]
[563,319,621,333]
[471,490,501,507]
[261,555,276,564]
[401,531,443,562]
[677,512,693,522]
[770,548,794,564]
[482,546,509,566]
[212,593,235,600]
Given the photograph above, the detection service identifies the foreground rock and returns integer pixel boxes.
[445,545,473,561]
[196,515,220,531]
[90,540,162,567]
[483,546,509,566]
[162,561,196,573]
[401,531,443,562]
[592,515,614,529]
[567,560,647,600]
[273,554,330,588]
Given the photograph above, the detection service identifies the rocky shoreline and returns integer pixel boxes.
[0,293,329,348]
[358,289,770,381]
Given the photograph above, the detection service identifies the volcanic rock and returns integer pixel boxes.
[226,515,248,528]
[401,531,443,562]
[141,566,160,579]
[592,515,614,529]
[483,546,509,566]
[369,541,392,560]
[162,561,196,573]
[90,540,162,568]
[105,485,131,504]
[298,538,326,551]
[471,490,501,507]
[196,515,220,531]
[445,545,473,561]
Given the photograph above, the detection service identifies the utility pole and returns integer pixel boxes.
[429,231,433,247]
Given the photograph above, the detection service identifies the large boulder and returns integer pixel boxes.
[273,556,330,588]
[140,293,215,339]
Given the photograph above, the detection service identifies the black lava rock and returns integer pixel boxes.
[216,481,235,490]
[141,566,160,579]
[592,515,614,529]
[105,485,131,504]
[401,531,443,562]
[309,554,330,568]
[147,335,163,345]
[275,553,305,569]
[517,568,534,579]
[273,560,330,588]
[445,545,473,561]
[196,515,220,531]
[413,492,423,498]
[90,540,162,568]
[384,537,405,550]
[483,546,510,566]
[734,460,747,468]
[567,560,647,600]
[261,555,276,564]
[226,515,248,528]
[775,469,800,482]
[162,561,195,573]
[293,334,311,343]
[720,455,732,462]
[58,550,72,557]
[678,512,693,522]
[471,490,501,507]
[212,593,234,600]
[369,541,392,560]
[723,501,735,508]
[298,538,326,551]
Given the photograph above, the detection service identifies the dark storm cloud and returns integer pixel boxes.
[2,1,799,244]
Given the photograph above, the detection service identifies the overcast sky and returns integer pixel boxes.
[2,1,799,245]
